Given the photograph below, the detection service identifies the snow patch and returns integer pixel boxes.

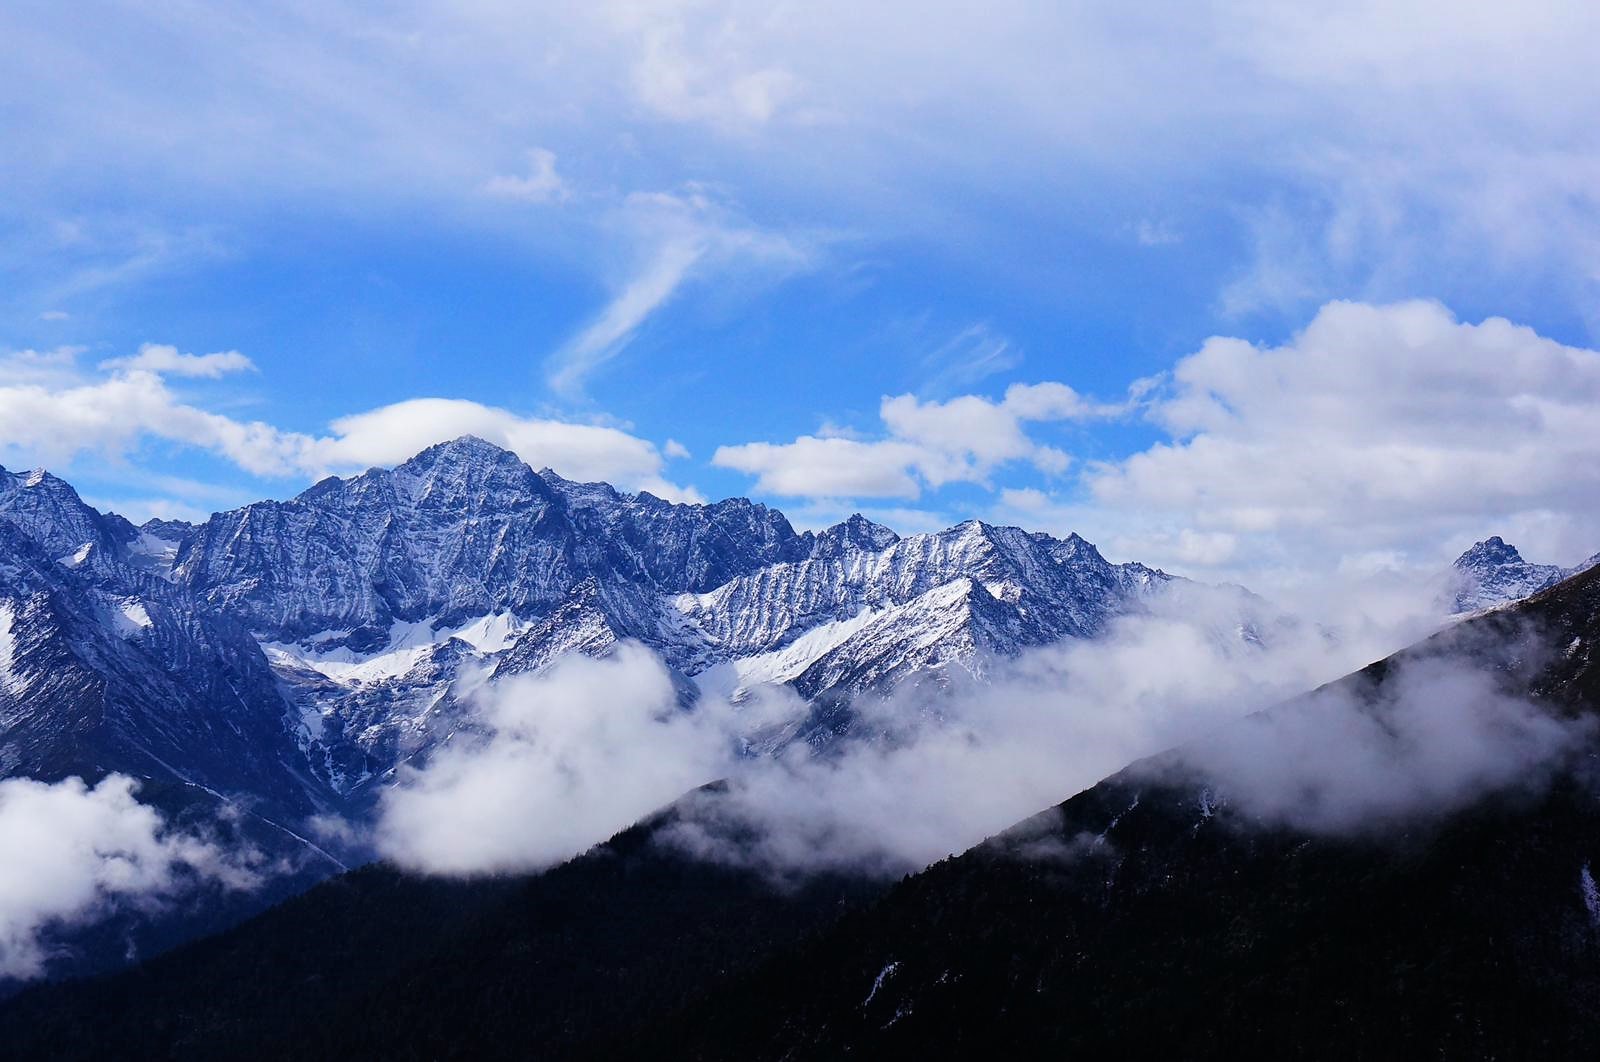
[263,613,527,684]
[863,961,900,1007]
[1582,863,1600,929]
[0,601,17,694]
[127,531,182,580]
[109,598,153,639]
[694,608,886,697]
[57,542,92,569]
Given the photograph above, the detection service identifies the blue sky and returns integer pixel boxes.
[3,2,1599,588]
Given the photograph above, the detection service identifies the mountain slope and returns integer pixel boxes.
[643,562,1600,1059]
[0,795,881,1061]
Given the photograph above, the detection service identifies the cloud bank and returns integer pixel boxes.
[0,345,702,503]
[372,578,1579,882]
[1088,300,1600,576]
[1168,651,1591,835]
[376,645,748,875]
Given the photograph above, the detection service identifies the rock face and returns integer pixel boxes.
[1448,535,1597,614]
[0,472,317,816]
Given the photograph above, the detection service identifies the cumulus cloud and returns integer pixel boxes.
[1087,300,1600,576]
[0,345,703,502]
[376,644,748,875]
[98,342,255,378]
[312,398,704,502]
[714,381,1123,500]
[0,364,314,478]
[0,774,260,980]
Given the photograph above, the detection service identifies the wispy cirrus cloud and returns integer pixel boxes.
[482,147,569,204]
[546,187,817,397]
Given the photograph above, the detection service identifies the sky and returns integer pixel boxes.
[3,1,1600,592]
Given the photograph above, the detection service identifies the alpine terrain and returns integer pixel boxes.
[0,436,1196,983]
[2,517,1597,1059]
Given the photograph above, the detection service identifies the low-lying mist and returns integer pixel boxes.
[371,580,1588,880]
[0,775,264,981]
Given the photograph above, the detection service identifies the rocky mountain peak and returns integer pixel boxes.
[1447,535,1574,614]
[1454,535,1525,571]
[811,514,900,558]
[0,464,130,565]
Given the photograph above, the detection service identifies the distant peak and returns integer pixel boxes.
[1454,536,1525,569]
[816,513,899,552]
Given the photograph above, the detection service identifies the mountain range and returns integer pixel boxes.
[0,437,1585,993]
[3,516,1597,1059]
[0,437,1193,983]
[3,436,1178,818]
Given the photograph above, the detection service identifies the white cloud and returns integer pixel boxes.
[0,367,311,478]
[714,381,1120,500]
[1135,218,1181,246]
[605,4,802,128]
[1088,300,1600,577]
[37,310,69,321]
[482,147,568,204]
[0,347,704,502]
[662,581,1466,875]
[0,774,259,980]
[1169,653,1590,834]
[370,576,1574,880]
[99,342,255,378]
[0,346,84,388]
[377,644,742,875]
[713,436,926,499]
[917,323,1021,395]
[315,397,705,502]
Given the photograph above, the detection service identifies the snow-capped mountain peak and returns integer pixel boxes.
[1448,535,1594,614]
